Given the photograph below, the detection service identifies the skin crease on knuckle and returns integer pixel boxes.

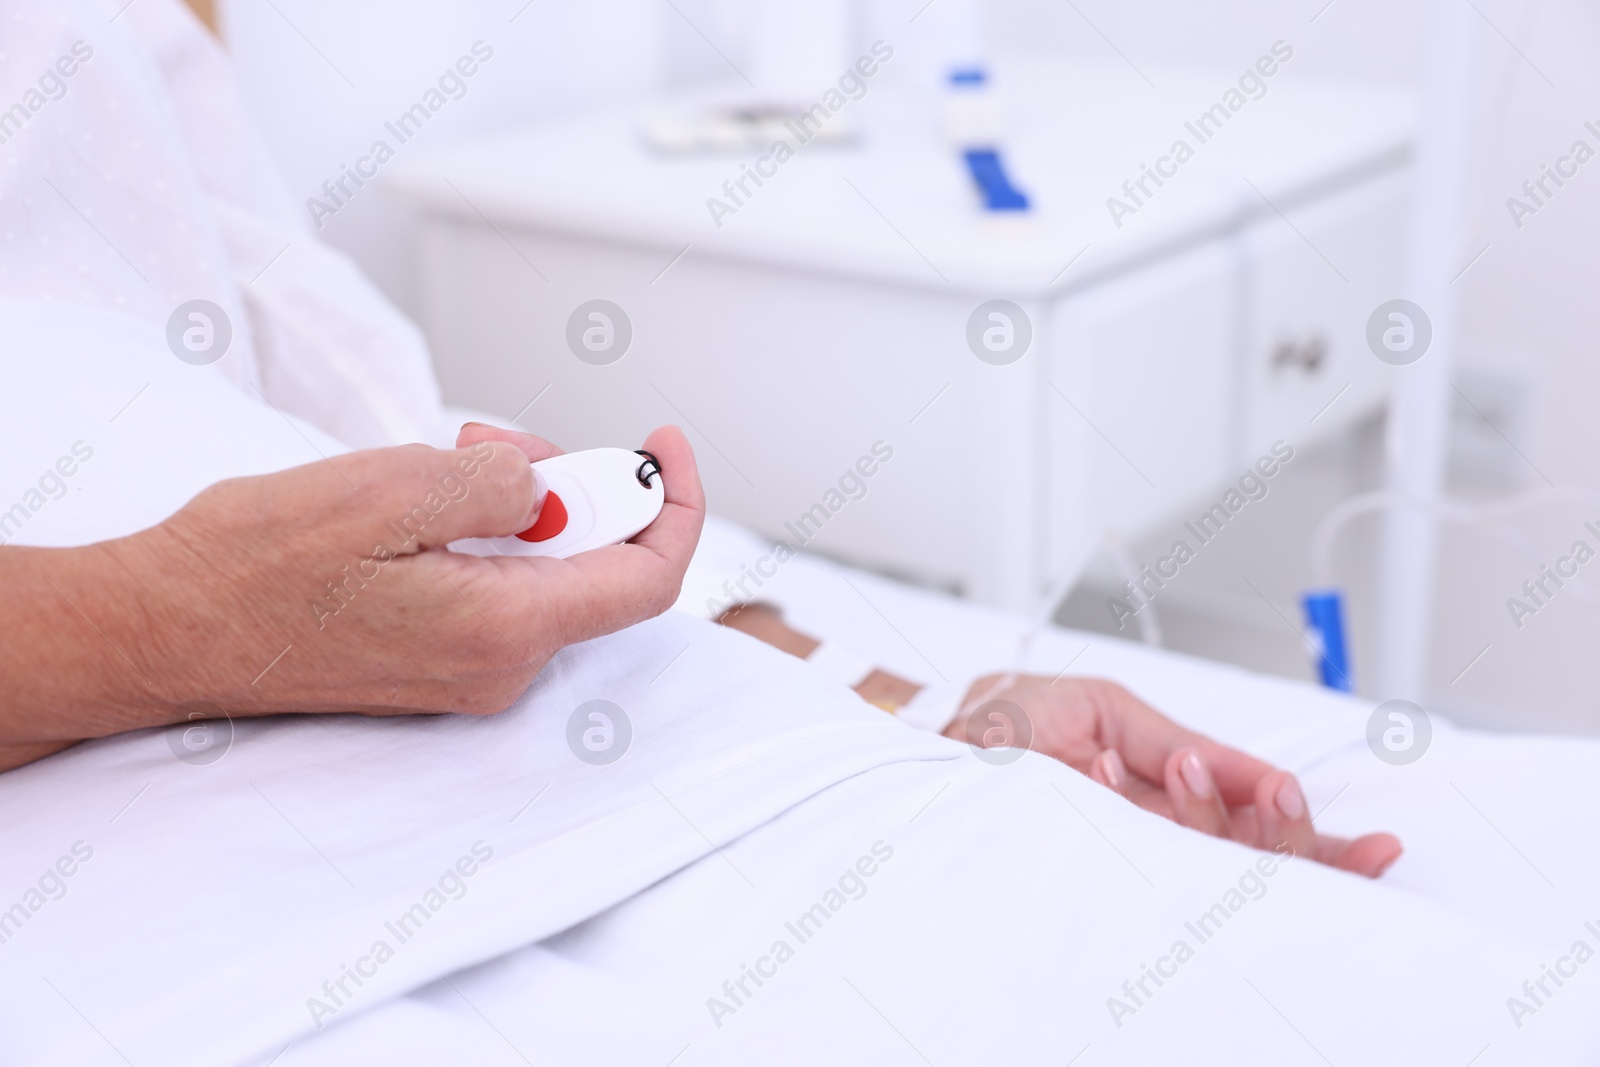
[648,574,683,619]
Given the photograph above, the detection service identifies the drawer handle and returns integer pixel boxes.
[1270,334,1327,375]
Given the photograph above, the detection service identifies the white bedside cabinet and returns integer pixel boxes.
[387,58,1415,610]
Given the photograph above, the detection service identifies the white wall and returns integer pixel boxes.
[984,0,1426,85]
[1415,0,1600,734]
[218,0,662,312]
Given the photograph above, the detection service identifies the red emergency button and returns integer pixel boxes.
[516,490,568,542]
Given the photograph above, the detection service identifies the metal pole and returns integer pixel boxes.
[1373,0,1482,700]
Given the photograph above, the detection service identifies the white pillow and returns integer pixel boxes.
[0,299,349,547]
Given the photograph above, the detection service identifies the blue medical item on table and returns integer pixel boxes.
[944,65,1030,213]
[962,148,1030,211]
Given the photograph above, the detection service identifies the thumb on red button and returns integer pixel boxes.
[517,489,567,542]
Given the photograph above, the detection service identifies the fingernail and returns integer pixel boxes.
[1179,751,1213,799]
[1101,749,1126,792]
[1275,778,1306,820]
[529,467,548,516]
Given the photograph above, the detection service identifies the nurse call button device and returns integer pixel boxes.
[453,448,664,559]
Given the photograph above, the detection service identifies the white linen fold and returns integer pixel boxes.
[0,607,962,1066]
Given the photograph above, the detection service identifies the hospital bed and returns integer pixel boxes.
[0,300,1597,1064]
[1,1,1597,1062]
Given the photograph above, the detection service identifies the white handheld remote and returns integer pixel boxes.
[452,448,664,559]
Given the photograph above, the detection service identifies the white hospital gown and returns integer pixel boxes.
[0,0,443,449]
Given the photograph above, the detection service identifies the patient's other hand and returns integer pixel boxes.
[2,425,702,765]
[943,675,1403,879]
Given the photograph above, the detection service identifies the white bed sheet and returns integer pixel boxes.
[291,756,1600,1067]
[1,306,1597,1065]
[6,593,1597,1067]
[679,517,1600,952]
[266,520,1600,1067]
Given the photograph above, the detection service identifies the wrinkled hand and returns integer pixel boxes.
[12,425,702,760]
[943,675,1402,878]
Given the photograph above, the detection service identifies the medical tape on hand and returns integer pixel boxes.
[805,641,876,690]
[894,680,970,733]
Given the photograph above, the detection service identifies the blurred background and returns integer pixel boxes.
[211,0,1600,735]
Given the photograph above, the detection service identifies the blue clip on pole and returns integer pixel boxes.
[1301,588,1352,692]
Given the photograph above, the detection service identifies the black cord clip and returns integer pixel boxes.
[634,450,662,488]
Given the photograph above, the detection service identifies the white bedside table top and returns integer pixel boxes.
[384,56,1415,297]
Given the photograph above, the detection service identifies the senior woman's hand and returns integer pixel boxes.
[944,674,1403,878]
[0,425,703,771]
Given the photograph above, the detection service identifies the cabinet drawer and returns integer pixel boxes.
[1241,169,1409,454]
